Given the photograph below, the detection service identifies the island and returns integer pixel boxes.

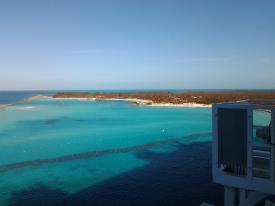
[52,91,275,107]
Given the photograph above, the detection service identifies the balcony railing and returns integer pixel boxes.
[212,101,275,194]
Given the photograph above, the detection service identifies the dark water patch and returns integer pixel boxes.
[16,117,76,127]
[45,119,59,125]
[15,116,125,128]
[0,132,211,173]
[8,185,69,206]
[7,143,223,206]
[16,119,58,127]
[88,168,97,175]
[0,132,7,137]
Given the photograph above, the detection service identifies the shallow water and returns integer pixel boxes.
[0,97,222,206]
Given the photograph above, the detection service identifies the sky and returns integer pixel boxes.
[0,0,274,90]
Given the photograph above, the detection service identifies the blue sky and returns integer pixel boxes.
[0,0,274,90]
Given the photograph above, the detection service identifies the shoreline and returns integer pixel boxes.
[1,96,211,109]
[148,102,212,108]
[3,90,275,109]
[54,97,211,108]
[53,91,275,107]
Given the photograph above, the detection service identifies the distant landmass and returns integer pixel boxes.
[53,91,275,107]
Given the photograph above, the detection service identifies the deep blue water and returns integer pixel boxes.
[7,143,223,206]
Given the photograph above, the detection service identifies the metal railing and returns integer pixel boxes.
[212,102,275,196]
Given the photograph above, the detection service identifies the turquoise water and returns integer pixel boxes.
[0,98,215,205]
[0,91,54,105]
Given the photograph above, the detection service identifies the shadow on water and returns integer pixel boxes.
[8,185,69,206]
[7,142,223,206]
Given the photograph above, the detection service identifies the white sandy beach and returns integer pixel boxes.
[102,98,153,103]
[54,97,96,101]
[53,97,211,108]
[97,98,211,107]
[148,103,212,108]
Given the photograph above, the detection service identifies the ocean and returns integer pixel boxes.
[0,91,223,206]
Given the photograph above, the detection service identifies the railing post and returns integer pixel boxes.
[271,109,275,182]
[247,108,253,181]
[272,109,275,144]
[212,105,219,178]
[224,186,236,206]
[239,189,248,204]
